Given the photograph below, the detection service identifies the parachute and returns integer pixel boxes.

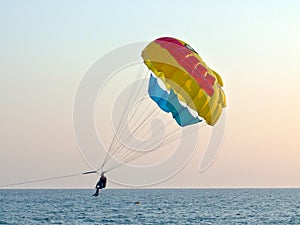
[142,37,226,126]
[73,37,227,184]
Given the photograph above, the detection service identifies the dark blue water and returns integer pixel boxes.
[0,189,300,224]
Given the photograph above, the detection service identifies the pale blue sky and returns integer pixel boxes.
[1,0,300,188]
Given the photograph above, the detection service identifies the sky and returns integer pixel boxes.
[0,0,300,188]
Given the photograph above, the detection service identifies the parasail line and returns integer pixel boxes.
[99,107,159,171]
[100,65,148,170]
[82,170,99,175]
[105,118,206,173]
[102,112,175,171]
[100,105,161,170]
[0,172,97,188]
[104,76,150,164]
[99,103,163,172]
[103,98,207,172]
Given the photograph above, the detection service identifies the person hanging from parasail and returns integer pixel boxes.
[93,172,107,196]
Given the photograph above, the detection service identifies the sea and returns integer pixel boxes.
[0,189,300,224]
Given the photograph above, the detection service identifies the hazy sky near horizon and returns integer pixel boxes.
[1,0,300,188]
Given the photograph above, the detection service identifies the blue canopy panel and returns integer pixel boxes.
[148,74,202,127]
[166,89,202,126]
[148,74,170,112]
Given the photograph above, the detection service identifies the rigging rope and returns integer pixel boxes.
[0,171,98,188]
[99,67,150,170]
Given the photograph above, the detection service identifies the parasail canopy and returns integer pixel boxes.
[142,37,226,126]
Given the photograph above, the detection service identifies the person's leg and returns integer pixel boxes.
[93,188,100,196]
